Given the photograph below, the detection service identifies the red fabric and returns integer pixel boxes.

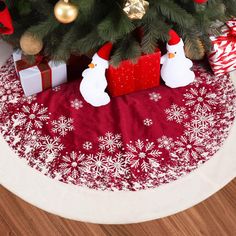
[0,58,236,191]
[0,1,14,35]
[97,42,113,61]
[107,51,161,96]
[168,30,180,45]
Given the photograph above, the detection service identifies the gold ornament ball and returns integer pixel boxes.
[20,32,43,55]
[54,0,79,24]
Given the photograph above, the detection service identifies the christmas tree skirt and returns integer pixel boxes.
[0,58,236,223]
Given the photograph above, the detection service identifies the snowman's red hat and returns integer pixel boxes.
[168,30,181,45]
[97,42,113,61]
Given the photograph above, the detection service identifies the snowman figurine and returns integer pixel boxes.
[161,30,195,88]
[80,43,112,107]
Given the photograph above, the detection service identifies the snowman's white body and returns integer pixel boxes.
[80,53,110,107]
[161,39,195,88]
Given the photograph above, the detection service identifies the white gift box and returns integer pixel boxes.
[13,51,67,96]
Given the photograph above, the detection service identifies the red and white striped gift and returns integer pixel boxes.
[208,19,236,77]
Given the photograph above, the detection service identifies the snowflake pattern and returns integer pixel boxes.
[157,136,174,150]
[0,58,236,191]
[22,130,42,154]
[98,132,122,153]
[21,95,37,104]
[107,152,129,178]
[149,92,162,102]
[0,62,22,104]
[174,135,207,160]
[184,120,209,139]
[71,99,83,110]
[52,116,74,136]
[83,141,93,150]
[184,87,217,112]
[143,118,153,126]
[125,140,162,174]
[57,151,88,179]
[165,104,188,123]
[191,107,215,128]
[87,152,109,177]
[39,135,64,160]
[17,103,50,131]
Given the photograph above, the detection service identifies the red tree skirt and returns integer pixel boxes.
[0,58,236,191]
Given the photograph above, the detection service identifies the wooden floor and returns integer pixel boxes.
[0,179,235,236]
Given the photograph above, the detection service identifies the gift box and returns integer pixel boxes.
[106,50,161,97]
[13,51,67,96]
[208,19,236,77]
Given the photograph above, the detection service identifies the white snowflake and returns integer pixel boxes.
[21,95,37,104]
[174,135,206,160]
[52,116,74,136]
[39,135,64,160]
[143,118,153,126]
[184,87,217,112]
[107,152,129,178]
[22,130,42,154]
[83,141,93,150]
[17,103,50,131]
[4,131,21,147]
[11,112,27,129]
[98,132,122,153]
[191,107,215,128]
[125,140,162,173]
[192,64,217,87]
[149,92,162,102]
[165,104,188,123]
[184,120,209,139]
[0,103,6,115]
[87,152,109,177]
[0,120,13,136]
[71,99,83,110]
[0,65,22,104]
[58,151,88,179]
[157,136,174,150]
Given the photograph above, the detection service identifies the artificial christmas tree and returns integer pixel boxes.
[1,0,236,64]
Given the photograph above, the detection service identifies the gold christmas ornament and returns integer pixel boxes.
[20,32,43,55]
[54,0,79,24]
[123,0,149,20]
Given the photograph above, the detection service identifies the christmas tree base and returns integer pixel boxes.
[0,57,236,192]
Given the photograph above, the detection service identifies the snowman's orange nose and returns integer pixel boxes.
[168,53,175,59]
[88,63,95,68]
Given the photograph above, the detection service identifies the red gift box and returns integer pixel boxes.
[106,50,161,97]
[208,19,236,77]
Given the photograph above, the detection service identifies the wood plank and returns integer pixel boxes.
[0,178,235,236]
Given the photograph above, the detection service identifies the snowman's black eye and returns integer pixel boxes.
[174,52,177,54]
[95,64,97,66]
